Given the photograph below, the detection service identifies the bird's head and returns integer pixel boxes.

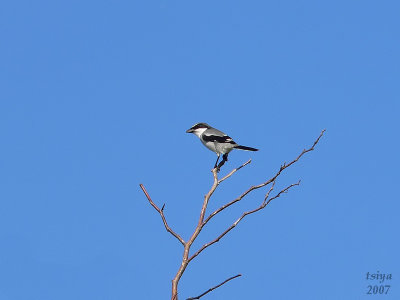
[186,123,210,137]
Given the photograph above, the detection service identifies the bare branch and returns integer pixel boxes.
[203,130,325,227]
[265,181,300,206]
[171,169,220,299]
[236,129,325,199]
[189,181,300,262]
[139,184,186,246]
[186,274,242,300]
[218,159,252,184]
[141,130,325,299]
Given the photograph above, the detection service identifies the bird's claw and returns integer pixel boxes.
[212,166,220,173]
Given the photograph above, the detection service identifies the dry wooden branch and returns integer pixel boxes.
[218,159,252,184]
[189,181,299,262]
[202,129,325,228]
[139,130,325,300]
[170,169,220,299]
[186,274,242,300]
[139,184,186,246]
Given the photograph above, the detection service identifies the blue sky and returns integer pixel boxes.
[1,1,399,299]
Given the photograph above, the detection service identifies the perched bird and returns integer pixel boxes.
[186,122,258,170]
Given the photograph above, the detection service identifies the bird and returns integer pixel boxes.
[186,122,258,171]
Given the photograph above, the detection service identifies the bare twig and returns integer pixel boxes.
[139,184,186,246]
[186,274,242,300]
[189,181,300,262]
[218,159,252,184]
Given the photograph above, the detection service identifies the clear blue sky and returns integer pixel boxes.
[1,1,399,299]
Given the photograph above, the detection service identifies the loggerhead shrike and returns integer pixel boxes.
[186,123,258,170]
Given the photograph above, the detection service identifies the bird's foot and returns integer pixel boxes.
[212,166,220,173]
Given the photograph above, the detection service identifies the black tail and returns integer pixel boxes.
[235,145,259,151]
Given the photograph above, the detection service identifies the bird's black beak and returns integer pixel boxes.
[186,128,194,133]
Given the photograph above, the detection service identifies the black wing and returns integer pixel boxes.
[202,134,236,144]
